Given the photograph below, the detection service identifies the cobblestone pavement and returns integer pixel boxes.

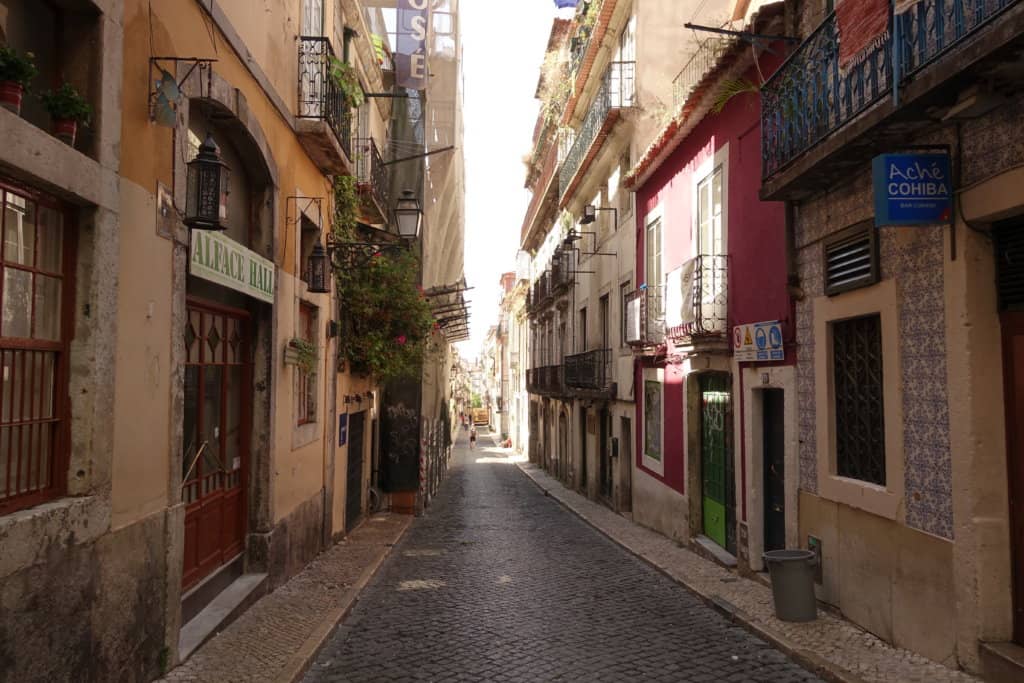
[161,513,410,683]
[304,432,823,682]
[516,461,982,683]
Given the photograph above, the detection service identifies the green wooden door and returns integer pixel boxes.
[701,374,730,548]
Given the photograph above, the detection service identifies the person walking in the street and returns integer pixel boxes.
[469,426,477,449]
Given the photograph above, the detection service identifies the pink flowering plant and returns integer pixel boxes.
[332,177,434,380]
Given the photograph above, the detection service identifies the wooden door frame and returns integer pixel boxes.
[1001,310,1024,644]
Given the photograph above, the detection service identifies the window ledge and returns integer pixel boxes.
[0,107,113,210]
[0,495,109,581]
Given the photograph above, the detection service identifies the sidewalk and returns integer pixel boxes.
[161,513,410,683]
[514,458,981,683]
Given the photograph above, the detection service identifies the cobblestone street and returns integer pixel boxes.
[304,433,822,682]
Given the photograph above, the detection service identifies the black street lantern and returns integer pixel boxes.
[394,189,423,241]
[185,133,230,230]
[307,239,330,293]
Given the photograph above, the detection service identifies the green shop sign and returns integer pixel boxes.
[189,231,275,304]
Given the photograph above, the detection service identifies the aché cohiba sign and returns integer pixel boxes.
[872,153,952,226]
[190,231,275,304]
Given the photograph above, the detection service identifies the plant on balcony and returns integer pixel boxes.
[328,57,365,109]
[712,78,760,114]
[40,83,91,146]
[331,177,434,380]
[0,47,37,115]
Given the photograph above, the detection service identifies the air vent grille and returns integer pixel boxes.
[824,223,878,296]
[994,221,1024,310]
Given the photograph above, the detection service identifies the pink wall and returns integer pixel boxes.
[633,49,791,490]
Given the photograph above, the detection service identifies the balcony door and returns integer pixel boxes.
[697,167,726,330]
[301,0,323,36]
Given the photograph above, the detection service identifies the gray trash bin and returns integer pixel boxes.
[763,549,817,622]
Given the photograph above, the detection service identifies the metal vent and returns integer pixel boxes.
[824,222,878,296]
[994,221,1024,310]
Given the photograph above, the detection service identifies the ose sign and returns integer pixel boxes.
[872,153,952,226]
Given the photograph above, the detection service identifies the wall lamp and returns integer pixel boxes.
[307,189,423,277]
[579,204,617,228]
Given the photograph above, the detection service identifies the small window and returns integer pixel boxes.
[297,303,317,425]
[832,314,885,485]
[299,217,320,288]
[823,222,879,296]
[644,380,662,463]
[619,281,631,347]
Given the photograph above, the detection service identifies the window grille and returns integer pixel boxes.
[298,303,317,425]
[832,314,885,485]
[824,222,878,296]
[994,219,1024,310]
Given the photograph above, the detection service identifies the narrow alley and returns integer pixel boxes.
[303,431,822,683]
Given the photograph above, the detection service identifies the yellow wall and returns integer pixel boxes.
[115,0,340,528]
[110,179,174,530]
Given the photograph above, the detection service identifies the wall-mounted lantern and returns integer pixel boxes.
[185,133,230,230]
[307,240,330,293]
[394,189,423,241]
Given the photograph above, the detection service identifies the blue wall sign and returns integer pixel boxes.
[872,153,952,226]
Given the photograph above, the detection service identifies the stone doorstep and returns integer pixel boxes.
[692,534,739,569]
[179,571,268,661]
[516,462,981,683]
[980,642,1024,683]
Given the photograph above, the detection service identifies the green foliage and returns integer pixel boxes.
[40,82,91,123]
[471,393,482,409]
[0,46,37,87]
[332,175,359,240]
[712,78,759,114]
[328,57,365,109]
[289,338,318,375]
[332,177,433,381]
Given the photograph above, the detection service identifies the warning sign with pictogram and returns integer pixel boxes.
[734,321,784,362]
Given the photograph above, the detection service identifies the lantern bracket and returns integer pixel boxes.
[148,57,217,125]
[324,235,410,271]
[286,195,324,229]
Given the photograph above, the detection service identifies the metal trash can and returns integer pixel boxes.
[763,549,818,622]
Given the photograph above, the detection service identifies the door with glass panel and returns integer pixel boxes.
[697,167,726,333]
[181,300,251,590]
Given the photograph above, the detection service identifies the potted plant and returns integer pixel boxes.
[40,82,91,146]
[285,338,318,375]
[0,46,37,115]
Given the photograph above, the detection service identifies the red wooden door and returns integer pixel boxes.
[1001,311,1024,644]
[181,300,250,591]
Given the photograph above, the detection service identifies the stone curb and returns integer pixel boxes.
[514,461,880,683]
[282,515,412,683]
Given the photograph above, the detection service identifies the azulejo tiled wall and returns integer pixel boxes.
[793,181,953,539]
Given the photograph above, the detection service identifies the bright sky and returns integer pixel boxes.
[456,1,573,357]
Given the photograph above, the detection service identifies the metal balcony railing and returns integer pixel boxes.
[625,285,665,349]
[762,0,1020,178]
[559,60,636,198]
[298,37,353,157]
[354,137,389,213]
[526,365,565,396]
[672,38,730,109]
[564,348,612,393]
[666,255,728,342]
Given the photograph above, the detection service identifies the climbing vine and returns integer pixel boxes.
[331,177,434,381]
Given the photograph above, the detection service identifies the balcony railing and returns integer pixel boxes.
[559,61,636,199]
[526,365,565,396]
[298,36,353,159]
[625,285,665,349]
[665,255,728,342]
[673,38,730,109]
[762,0,1020,178]
[564,349,613,394]
[551,248,575,293]
[354,137,389,216]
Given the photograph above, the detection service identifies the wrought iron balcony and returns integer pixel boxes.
[526,365,565,397]
[665,255,728,345]
[762,0,1021,180]
[673,38,730,109]
[353,137,389,223]
[625,285,665,350]
[559,60,636,201]
[564,349,613,396]
[297,36,353,174]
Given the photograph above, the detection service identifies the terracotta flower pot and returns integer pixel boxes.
[0,81,24,115]
[53,118,77,146]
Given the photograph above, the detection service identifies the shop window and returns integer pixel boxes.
[832,313,885,485]
[299,216,319,287]
[297,303,317,425]
[0,181,71,515]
